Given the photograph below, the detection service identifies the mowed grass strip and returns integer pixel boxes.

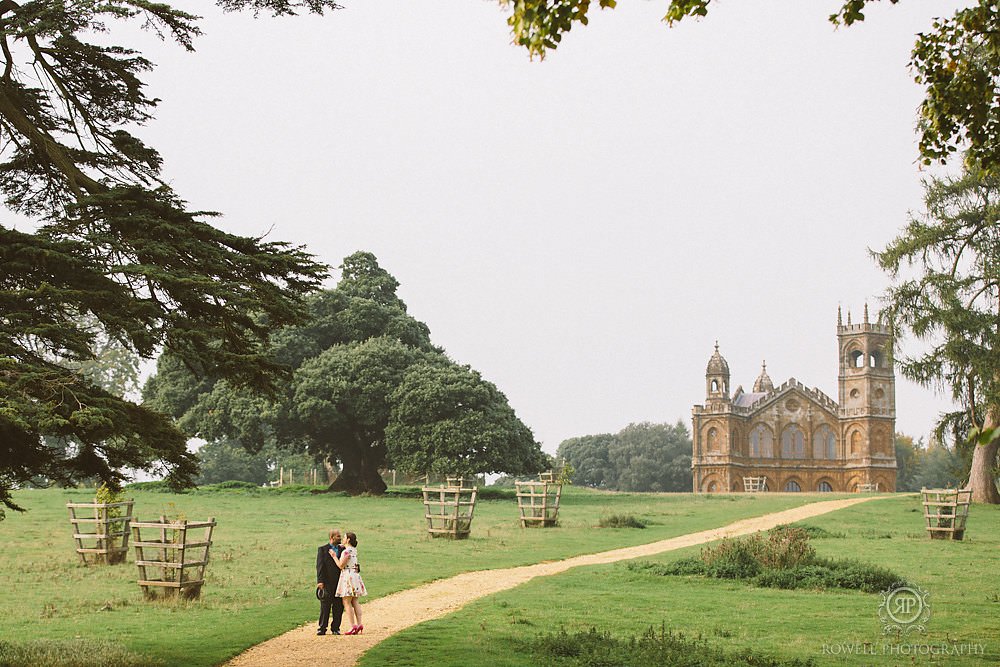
[0,486,821,666]
[359,495,1000,667]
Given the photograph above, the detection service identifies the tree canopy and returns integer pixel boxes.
[145,252,547,494]
[876,162,1000,503]
[0,2,340,515]
[503,0,1000,172]
[557,421,692,492]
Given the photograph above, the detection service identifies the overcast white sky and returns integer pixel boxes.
[131,0,963,453]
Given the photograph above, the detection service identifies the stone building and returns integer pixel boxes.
[691,307,897,493]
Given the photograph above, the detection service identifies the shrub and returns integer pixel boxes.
[760,525,815,569]
[599,514,647,529]
[811,558,906,593]
[204,480,259,490]
[701,535,763,579]
[630,528,906,594]
[124,480,177,493]
[628,559,706,576]
[524,625,814,666]
[785,523,844,539]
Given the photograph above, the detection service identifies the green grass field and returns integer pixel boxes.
[0,486,822,666]
[360,495,1000,667]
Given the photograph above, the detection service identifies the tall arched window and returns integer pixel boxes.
[750,424,773,457]
[813,425,837,459]
[817,481,833,492]
[850,349,864,368]
[707,427,719,452]
[781,425,805,458]
[784,480,801,492]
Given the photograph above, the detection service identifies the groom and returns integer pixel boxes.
[316,528,345,635]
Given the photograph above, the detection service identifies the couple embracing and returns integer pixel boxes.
[316,528,367,636]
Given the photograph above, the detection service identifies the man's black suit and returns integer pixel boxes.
[316,543,344,634]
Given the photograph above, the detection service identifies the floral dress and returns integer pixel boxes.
[335,545,367,598]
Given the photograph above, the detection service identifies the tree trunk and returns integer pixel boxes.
[964,412,1000,504]
[328,448,387,495]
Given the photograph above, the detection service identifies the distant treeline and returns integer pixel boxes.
[894,434,967,492]
[557,421,692,493]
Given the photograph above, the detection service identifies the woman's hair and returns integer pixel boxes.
[345,531,358,547]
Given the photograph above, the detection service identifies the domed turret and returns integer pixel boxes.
[705,342,731,401]
[753,361,774,393]
[706,342,730,375]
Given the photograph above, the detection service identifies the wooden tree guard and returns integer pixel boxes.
[516,479,562,527]
[743,476,767,493]
[422,485,477,539]
[131,516,216,599]
[66,500,134,565]
[857,482,879,493]
[922,488,972,541]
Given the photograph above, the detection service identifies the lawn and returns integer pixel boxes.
[0,485,823,666]
[359,494,1000,667]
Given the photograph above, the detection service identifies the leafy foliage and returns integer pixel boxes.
[386,362,546,476]
[557,421,691,492]
[630,526,905,593]
[194,439,271,486]
[894,433,966,492]
[876,162,1000,502]
[502,0,1000,172]
[524,625,815,667]
[145,252,546,494]
[0,1,338,515]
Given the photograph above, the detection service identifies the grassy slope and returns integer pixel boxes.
[360,495,1000,667]
[0,487,819,666]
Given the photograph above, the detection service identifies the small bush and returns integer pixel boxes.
[783,523,844,539]
[628,559,706,576]
[205,480,259,490]
[599,514,647,529]
[524,625,814,666]
[629,528,906,594]
[124,480,177,493]
[701,536,763,579]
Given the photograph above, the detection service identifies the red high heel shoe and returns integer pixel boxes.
[355,625,364,634]
[344,625,359,635]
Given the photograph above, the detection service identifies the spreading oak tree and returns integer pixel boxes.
[144,252,547,495]
[877,163,1000,503]
[0,1,338,516]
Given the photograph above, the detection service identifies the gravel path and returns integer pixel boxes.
[225,496,881,667]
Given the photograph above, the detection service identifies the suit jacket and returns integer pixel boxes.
[316,543,344,586]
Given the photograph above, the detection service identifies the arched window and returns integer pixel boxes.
[850,349,864,368]
[869,350,882,368]
[711,379,719,392]
[813,425,837,459]
[817,481,833,492]
[781,425,805,458]
[707,427,719,452]
[706,481,718,493]
[784,480,801,492]
[750,424,773,457]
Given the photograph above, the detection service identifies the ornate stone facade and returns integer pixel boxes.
[691,307,897,493]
